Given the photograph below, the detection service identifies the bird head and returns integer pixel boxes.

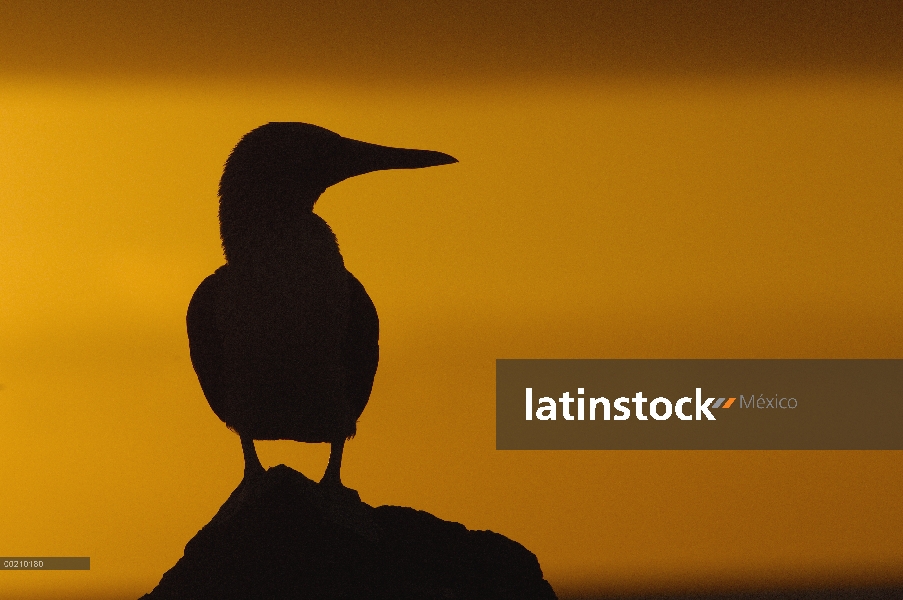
[218,122,457,262]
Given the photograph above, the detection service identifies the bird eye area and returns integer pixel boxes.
[219,122,342,202]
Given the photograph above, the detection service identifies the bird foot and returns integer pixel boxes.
[242,462,266,483]
[318,479,361,504]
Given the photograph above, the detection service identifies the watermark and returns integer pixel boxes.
[1,557,89,570]
[497,360,903,449]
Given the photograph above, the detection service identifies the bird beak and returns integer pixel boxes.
[321,137,458,189]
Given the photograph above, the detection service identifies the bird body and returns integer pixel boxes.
[187,214,377,442]
[186,122,455,486]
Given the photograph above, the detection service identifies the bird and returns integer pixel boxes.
[186,122,456,493]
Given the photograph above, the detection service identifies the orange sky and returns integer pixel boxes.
[2,2,903,81]
[1,4,902,599]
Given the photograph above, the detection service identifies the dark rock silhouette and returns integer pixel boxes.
[140,465,557,600]
[186,122,457,489]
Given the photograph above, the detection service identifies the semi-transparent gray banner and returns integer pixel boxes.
[496,360,903,449]
[0,557,90,570]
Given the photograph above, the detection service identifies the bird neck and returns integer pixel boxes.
[224,212,343,270]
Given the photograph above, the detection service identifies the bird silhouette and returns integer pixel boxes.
[187,122,456,492]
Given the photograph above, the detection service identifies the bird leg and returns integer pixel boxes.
[240,434,265,481]
[320,439,345,488]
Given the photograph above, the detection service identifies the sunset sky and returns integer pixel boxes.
[1,3,902,598]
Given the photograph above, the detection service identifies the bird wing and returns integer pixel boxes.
[186,267,230,425]
[188,266,378,438]
[343,271,379,425]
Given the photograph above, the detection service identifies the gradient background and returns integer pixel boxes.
[1,2,902,598]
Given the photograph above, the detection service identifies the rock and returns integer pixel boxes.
[141,465,557,600]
